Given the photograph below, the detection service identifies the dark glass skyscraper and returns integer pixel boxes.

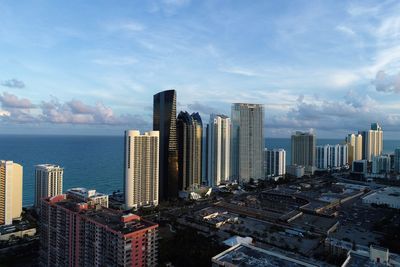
[153,90,178,200]
[177,111,202,191]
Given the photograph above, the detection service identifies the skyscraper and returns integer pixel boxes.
[40,193,158,267]
[346,133,363,164]
[206,114,231,187]
[153,90,178,200]
[291,131,316,174]
[394,148,400,173]
[231,103,265,183]
[0,160,23,225]
[265,148,286,178]
[359,123,383,161]
[124,130,159,209]
[34,164,63,209]
[177,111,202,191]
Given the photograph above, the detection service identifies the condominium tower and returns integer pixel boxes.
[231,103,265,183]
[265,148,286,178]
[359,123,383,161]
[346,134,363,164]
[40,193,158,267]
[316,144,348,170]
[0,160,23,225]
[177,111,202,191]
[34,164,63,208]
[206,114,231,187]
[124,130,159,209]
[153,90,178,200]
[291,131,316,174]
[394,148,400,173]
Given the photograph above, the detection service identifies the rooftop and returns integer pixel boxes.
[35,164,63,170]
[67,187,107,199]
[212,243,322,267]
[362,187,400,206]
[46,195,157,235]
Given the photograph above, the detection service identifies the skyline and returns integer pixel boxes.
[1,1,400,138]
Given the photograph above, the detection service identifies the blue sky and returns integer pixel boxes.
[0,0,399,138]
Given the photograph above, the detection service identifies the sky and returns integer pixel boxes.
[0,0,399,138]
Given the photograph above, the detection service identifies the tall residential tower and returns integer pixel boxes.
[34,164,63,209]
[0,160,23,225]
[177,111,202,191]
[40,192,158,267]
[231,103,265,183]
[124,130,159,209]
[291,131,316,174]
[346,133,363,164]
[206,114,231,187]
[153,90,178,200]
[359,123,383,161]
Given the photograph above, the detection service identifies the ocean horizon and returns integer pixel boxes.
[0,134,399,206]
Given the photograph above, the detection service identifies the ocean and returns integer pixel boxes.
[0,135,399,206]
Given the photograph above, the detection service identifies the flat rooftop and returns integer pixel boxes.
[363,187,400,206]
[212,243,321,267]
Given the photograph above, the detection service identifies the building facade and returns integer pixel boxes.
[394,148,400,173]
[177,111,202,191]
[231,103,265,183]
[346,133,363,164]
[153,90,178,200]
[291,131,316,174]
[40,194,158,267]
[316,144,348,170]
[372,155,391,174]
[0,160,22,225]
[206,114,231,187]
[125,130,159,209]
[359,123,383,161]
[265,148,286,178]
[34,164,63,209]
[352,160,368,174]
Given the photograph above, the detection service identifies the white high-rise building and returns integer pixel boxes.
[359,123,383,161]
[316,144,348,170]
[372,155,391,174]
[395,148,400,173]
[0,160,23,225]
[206,114,231,187]
[34,164,63,208]
[265,148,286,178]
[291,131,316,174]
[231,103,265,183]
[346,133,363,164]
[124,130,159,209]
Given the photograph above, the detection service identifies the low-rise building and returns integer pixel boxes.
[362,187,400,209]
[342,245,400,267]
[212,243,327,267]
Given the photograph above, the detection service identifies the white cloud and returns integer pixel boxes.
[105,20,145,32]
[219,66,260,77]
[336,25,356,36]
[329,72,360,87]
[92,56,137,66]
